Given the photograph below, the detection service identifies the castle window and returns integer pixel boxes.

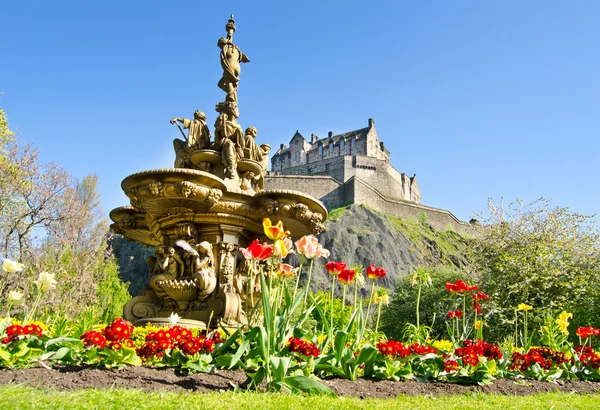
[329,143,334,153]
[351,138,356,148]
[340,139,345,150]
[319,145,323,156]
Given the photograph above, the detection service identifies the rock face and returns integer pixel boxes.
[300,204,473,296]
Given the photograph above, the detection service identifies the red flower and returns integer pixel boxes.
[576,326,600,339]
[366,264,387,280]
[287,337,320,357]
[377,340,411,358]
[81,330,107,349]
[239,239,274,261]
[473,301,482,314]
[444,359,459,372]
[325,261,346,276]
[446,280,478,293]
[447,309,463,318]
[472,291,489,301]
[337,269,356,285]
[102,318,134,342]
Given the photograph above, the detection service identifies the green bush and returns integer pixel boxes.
[380,266,472,341]
[96,257,131,323]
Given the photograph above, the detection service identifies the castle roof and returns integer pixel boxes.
[273,119,375,157]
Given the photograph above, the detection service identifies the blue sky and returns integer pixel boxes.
[2,1,599,222]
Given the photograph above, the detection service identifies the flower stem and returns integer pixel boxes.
[302,259,315,308]
[375,303,382,333]
[366,281,375,328]
[462,295,466,337]
[416,283,422,328]
[524,310,528,347]
[24,290,43,324]
[292,257,305,300]
[341,285,347,326]
[330,275,336,332]
[515,308,519,347]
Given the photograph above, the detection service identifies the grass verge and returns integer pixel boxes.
[0,385,599,410]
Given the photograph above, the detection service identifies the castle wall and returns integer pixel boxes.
[274,156,350,185]
[347,177,475,235]
[264,174,346,209]
[264,174,475,236]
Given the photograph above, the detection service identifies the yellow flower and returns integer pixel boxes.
[34,271,57,291]
[8,290,25,307]
[3,259,24,273]
[555,311,572,334]
[316,334,327,344]
[262,218,289,241]
[474,320,482,330]
[432,339,454,352]
[518,303,533,311]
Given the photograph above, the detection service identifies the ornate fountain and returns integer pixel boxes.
[109,16,327,328]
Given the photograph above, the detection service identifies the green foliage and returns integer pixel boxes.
[387,214,474,268]
[326,205,350,221]
[475,198,600,340]
[96,258,131,323]
[418,211,429,230]
[380,266,472,341]
[309,291,352,331]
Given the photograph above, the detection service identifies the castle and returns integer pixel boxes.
[265,118,476,234]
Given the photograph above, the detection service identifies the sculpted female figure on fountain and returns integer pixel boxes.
[217,36,249,102]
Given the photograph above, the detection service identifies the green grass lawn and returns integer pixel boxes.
[0,385,598,410]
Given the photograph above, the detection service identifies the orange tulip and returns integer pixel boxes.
[262,218,289,241]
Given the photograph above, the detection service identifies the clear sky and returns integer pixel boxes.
[2,0,599,222]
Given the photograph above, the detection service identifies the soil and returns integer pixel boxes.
[0,365,599,398]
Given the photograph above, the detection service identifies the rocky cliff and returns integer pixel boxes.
[303,204,474,295]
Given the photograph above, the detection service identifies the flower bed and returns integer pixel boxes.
[1,220,599,395]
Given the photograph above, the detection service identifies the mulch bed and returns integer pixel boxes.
[0,365,599,398]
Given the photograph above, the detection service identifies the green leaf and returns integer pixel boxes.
[228,335,251,369]
[283,375,335,396]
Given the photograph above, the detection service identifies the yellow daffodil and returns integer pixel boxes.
[518,303,533,311]
[474,320,482,330]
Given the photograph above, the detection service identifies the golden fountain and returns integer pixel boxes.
[109,16,326,328]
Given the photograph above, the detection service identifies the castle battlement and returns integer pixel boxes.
[268,119,421,207]
[265,119,477,235]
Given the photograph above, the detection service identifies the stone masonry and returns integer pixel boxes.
[266,118,476,235]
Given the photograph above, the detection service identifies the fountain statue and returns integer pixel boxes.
[109,16,327,328]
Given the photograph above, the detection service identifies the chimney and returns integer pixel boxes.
[279,143,285,151]
[328,131,333,138]
[368,118,375,128]
[311,133,319,144]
